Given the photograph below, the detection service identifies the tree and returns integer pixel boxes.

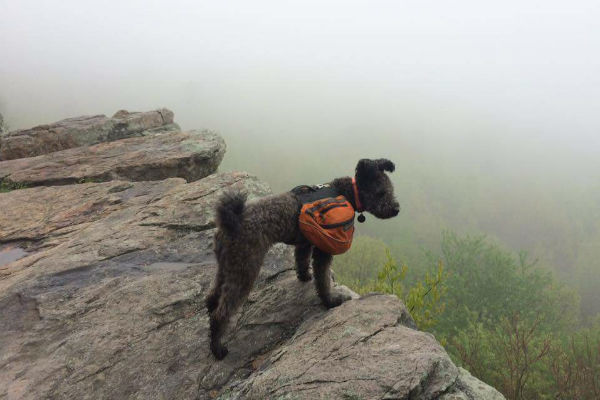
[434,231,579,338]
[448,312,552,400]
[436,231,581,399]
[373,250,447,330]
[549,319,600,399]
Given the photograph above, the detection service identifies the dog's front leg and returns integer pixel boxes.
[294,243,313,281]
[312,248,351,308]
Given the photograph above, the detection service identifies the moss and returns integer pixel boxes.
[0,179,27,192]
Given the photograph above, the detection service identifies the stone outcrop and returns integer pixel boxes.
[0,110,504,400]
[0,130,225,187]
[230,295,459,399]
[0,108,178,161]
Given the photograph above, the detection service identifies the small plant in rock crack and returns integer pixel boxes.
[0,180,28,193]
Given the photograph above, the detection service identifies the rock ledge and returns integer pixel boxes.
[0,109,504,400]
[0,108,178,161]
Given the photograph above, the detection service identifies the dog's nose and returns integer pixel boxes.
[392,204,400,216]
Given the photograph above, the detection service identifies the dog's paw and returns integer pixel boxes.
[211,343,229,360]
[297,272,313,282]
[324,292,352,309]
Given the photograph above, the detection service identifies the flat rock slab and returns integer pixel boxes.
[0,171,504,400]
[0,178,186,247]
[0,108,178,161]
[0,130,225,187]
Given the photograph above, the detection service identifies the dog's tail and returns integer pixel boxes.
[215,190,247,236]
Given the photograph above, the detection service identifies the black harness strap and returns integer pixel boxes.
[290,184,340,204]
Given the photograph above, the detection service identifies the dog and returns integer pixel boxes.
[205,158,400,359]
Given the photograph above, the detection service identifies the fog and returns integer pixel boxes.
[2,1,600,311]
[2,1,599,145]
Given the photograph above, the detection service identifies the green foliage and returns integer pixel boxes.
[371,249,448,330]
[448,312,554,400]
[0,180,27,193]
[404,260,446,331]
[435,232,585,399]
[372,249,408,296]
[452,314,600,400]
[548,318,600,399]
[434,231,579,338]
[336,243,448,330]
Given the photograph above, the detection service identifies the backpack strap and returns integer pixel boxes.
[291,183,339,204]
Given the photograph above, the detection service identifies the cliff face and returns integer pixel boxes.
[0,109,505,400]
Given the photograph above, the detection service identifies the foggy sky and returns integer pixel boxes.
[1,0,599,170]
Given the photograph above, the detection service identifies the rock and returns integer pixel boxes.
[334,283,361,300]
[0,172,278,400]
[0,170,504,399]
[0,130,225,187]
[229,294,457,400]
[0,179,185,247]
[0,108,178,161]
[439,368,505,400]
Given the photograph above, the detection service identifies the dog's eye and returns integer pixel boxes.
[377,191,385,198]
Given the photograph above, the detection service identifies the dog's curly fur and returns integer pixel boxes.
[206,158,400,359]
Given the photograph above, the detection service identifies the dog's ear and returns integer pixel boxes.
[375,159,395,173]
[355,159,378,181]
[356,159,395,180]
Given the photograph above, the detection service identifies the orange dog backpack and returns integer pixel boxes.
[292,185,356,255]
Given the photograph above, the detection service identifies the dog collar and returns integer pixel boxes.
[351,177,364,213]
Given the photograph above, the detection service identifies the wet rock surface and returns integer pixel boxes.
[0,244,29,267]
[0,108,177,161]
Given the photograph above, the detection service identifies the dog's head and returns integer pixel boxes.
[355,158,400,219]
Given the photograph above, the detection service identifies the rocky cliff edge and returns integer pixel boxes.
[0,109,504,400]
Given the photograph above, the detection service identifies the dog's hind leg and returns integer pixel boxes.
[294,243,313,282]
[312,248,351,309]
[206,232,226,313]
[205,267,223,313]
[209,285,236,360]
[209,251,265,360]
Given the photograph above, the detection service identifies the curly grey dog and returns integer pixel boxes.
[206,158,400,359]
